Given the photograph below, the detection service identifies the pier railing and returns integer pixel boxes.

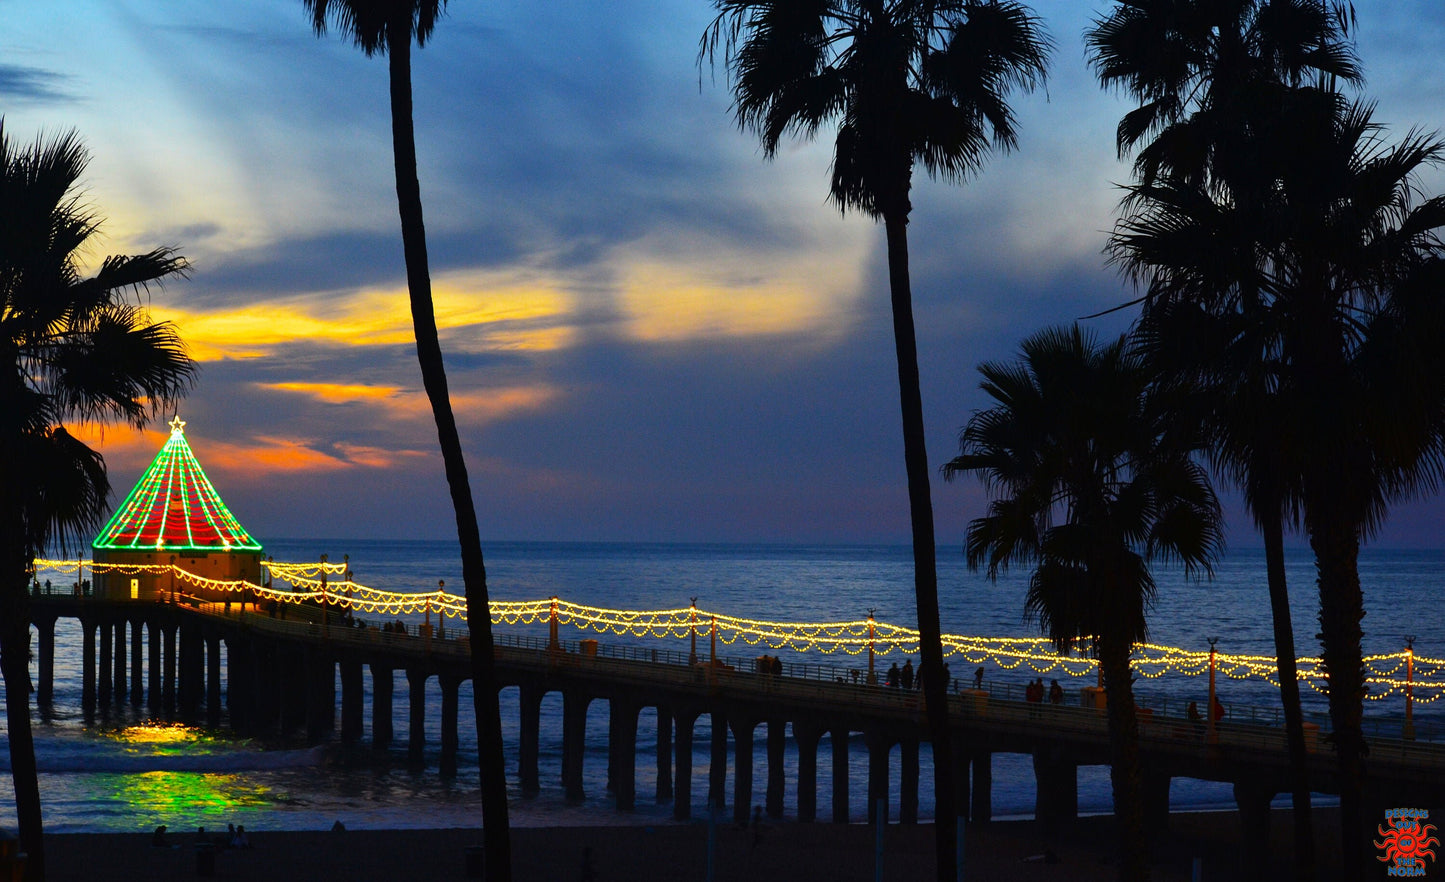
[28,555,1445,734]
[202,602,1443,759]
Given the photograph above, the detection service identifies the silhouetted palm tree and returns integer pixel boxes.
[944,324,1222,882]
[302,3,512,878]
[1088,5,1360,872]
[1,122,195,879]
[1110,91,1445,872]
[701,3,1048,872]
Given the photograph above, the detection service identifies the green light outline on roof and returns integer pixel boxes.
[92,417,262,552]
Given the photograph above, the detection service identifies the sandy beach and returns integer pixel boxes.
[37,806,1353,881]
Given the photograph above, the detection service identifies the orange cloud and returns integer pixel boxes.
[613,233,870,342]
[388,385,563,425]
[258,382,405,404]
[147,270,575,361]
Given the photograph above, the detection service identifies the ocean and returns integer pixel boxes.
[1,540,1440,833]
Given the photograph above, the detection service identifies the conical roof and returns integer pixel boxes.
[92,417,262,552]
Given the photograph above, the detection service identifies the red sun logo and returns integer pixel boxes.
[1376,816,1439,873]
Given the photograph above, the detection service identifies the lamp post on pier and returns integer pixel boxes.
[549,597,560,651]
[320,554,329,639]
[867,609,877,685]
[689,598,698,664]
[1405,636,1417,741]
[1207,637,1219,745]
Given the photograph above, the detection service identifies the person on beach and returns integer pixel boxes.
[151,826,170,848]
[900,659,914,690]
[231,826,250,849]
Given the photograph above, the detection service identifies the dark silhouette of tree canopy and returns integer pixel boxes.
[701,3,1048,873]
[945,324,1222,882]
[301,3,512,878]
[1,122,195,880]
[1088,4,1362,873]
[1108,86,1445,872]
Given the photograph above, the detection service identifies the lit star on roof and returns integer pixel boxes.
[169,415,186,436]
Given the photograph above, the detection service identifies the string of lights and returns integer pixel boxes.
[30,558,1444,697]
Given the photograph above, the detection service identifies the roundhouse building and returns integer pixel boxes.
[91,417,263,601]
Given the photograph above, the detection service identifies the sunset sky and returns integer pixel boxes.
[6,1,1445,548]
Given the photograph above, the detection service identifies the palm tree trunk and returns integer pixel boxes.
[1259,506,1315,881]
[1307,511,1367,875]
[881,208,955,881]
[386,23,512,882]
[1,527,45,880]
[1098,634,1148,882]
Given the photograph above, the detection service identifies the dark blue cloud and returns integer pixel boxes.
[0,63,71,103]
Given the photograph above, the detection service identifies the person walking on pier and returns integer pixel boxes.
[886,662,900,688]
[1048,680,1063,705]
[900,659,914,690]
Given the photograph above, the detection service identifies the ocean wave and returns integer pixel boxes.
[0,741,326,775]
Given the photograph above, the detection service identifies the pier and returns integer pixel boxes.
[24,588,1445,872]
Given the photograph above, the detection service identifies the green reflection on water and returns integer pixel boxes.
[90,771,283,820]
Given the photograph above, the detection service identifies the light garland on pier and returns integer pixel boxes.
[29,557,1445,700]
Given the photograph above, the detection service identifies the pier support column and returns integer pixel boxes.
[439,675,461,778]
[35,616,55,706]
[98,619,112,706]
[112,620,126,701]
[655,706,673,802]
[81,618,96,712]
[766,719,786,820]
[179,625,203,715]
[1032,747,1077,836]
[518,685,542,795]
[900,737,919,824]
[673,710,698,821]
[206,635,222,728]
[709,710,728,814]
[225,638,249,732]
[407,669,429,767]
[305,648,335,743]
[251,640,279,733]
[831,728,850,824]
[611,700,639,811]
[1234,781,1274,882]
[161,623,177,712]
[731,716,755,825]
[1141,768,1171,837]
[971,750,993,824]
[371,665,393,751]
[793,723,823,823]
[866,733,890,825]
[279,646,306,734]
[340,661,364,744]
[148,621,162,713]
[951,734,971,822]
[561,690,590,802]
[130,620,144,705]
